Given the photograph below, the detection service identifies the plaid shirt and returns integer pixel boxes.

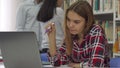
[48,25,110,67]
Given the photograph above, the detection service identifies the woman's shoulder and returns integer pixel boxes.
[91,24,103,31]
[89,24,105,35]
[52,7,64,23]
[56,7,64,11]
[56,7,64,15]
[18,1,35,9]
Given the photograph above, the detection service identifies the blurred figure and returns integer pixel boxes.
[16,0,43,50]
[16,0,64,52]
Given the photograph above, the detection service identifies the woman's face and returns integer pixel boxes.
[66,11,86,35]
[57,0,64,7]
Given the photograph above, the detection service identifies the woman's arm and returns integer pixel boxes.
[46,23,57,56]
[16,4,26,31]
[46,23,69,66]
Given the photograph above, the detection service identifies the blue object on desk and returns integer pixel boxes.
[110,58,120,68]
[40,53,49,62]
[40,53,51,65]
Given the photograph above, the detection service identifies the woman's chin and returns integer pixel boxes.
[70,32,77,35]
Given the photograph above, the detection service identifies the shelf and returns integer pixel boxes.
[115,18,120,22]
[108,41,113,44]
[94,11,113,20]
[94,11,113,15]
[113,52,120,58]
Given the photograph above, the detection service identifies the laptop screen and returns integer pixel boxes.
[0,32,42,68]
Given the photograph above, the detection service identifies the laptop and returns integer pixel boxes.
[0,32,52,68]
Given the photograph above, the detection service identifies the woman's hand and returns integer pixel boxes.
[45,22,56,40]
[45,22,57,56]
[68,63,80,68]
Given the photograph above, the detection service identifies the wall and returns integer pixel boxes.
[0,0,23,31]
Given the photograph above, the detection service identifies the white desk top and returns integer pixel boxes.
[0,62,5,68]
[0,62,72,68]
[43,65,72,68]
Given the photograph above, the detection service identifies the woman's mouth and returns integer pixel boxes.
[70,30,76,32]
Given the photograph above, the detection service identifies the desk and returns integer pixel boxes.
[43,65,72,68]
[0,62,72,68]
[0,62,5,68]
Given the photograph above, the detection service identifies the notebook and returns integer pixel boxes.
[0,32,49,68]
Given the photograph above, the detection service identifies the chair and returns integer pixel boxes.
[110,58,120,68]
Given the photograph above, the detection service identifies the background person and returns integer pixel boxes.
[16,0,43,50]
[37,0,64,52]
[16,0,64,52]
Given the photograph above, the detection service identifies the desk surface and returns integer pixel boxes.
[43,65,72,68]
[0,62,72,68]
[0,62,4,68]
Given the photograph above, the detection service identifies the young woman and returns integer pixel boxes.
[37,0,64,51]
[46,1,110,68]
[16,0,64,51]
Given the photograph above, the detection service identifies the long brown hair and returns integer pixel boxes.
[64,0,95,55]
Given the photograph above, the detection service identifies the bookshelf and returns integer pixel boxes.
[64,0,120,58]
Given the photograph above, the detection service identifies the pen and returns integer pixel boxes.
[45,23,54,34]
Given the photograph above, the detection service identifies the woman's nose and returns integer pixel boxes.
[69,22,74,27]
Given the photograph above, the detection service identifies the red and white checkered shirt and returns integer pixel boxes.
[48,24,110,67]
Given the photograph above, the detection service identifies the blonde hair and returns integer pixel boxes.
[64,0,95,55]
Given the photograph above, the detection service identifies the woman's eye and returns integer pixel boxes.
[74,21,80,24]
[66,18,70,22]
